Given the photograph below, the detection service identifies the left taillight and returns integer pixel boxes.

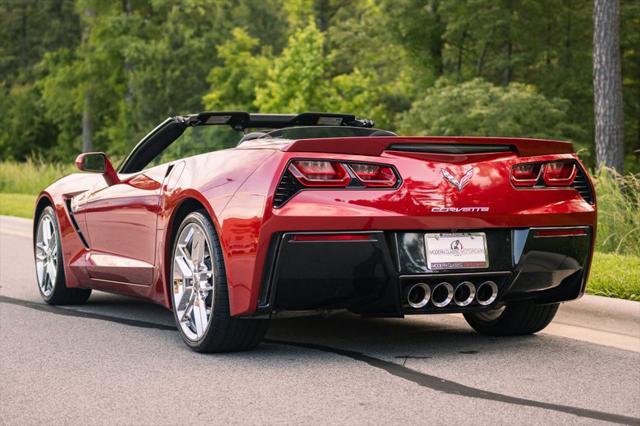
[288,160,351,187]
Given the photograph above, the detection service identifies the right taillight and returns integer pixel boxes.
[288,160,351,187]
[348,163,397,187]
[511,160,578,188]
[542,161,576,186]
[511,163,542,187]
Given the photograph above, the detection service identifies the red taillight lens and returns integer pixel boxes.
[349,163,397,187]
[510,163,542,187]
[543,161,576,186]
[289,160,350,187]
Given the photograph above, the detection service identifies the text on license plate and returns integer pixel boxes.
[424,233,488,270]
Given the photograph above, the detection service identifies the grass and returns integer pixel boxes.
[0,160,75,195]
[587,252,640,301]
[0,193,36,218]
[0,160,638,301]
[593,170,640,256]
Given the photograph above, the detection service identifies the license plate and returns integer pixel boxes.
[424,233,488,270]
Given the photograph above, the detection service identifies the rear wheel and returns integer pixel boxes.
[170,210,269,352]
[463,301,559,336]
[35,206,91,305]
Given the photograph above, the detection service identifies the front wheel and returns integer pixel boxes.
[463,301,559,336]
[170,210,269,352]
[34,206,91,305]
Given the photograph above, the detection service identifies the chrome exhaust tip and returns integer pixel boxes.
[405,282,431,309]
[454,281,476,307]
[476,281,498,306]
[431,282,454,308]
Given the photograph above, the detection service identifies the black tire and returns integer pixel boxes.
[463,301,559,336]
[34,206,92,305]
[170,210,269,353]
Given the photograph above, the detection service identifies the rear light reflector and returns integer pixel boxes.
[348,163,397,187]
[533,228,588,238]
[288,160,350,187]
[292,233,372,242]
[542,161,576,186]
[511,163,542,187]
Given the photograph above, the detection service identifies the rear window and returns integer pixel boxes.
[260,126,395,140]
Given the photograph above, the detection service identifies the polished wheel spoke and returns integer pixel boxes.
[174,253,193,279]
[47,261,57,289]
[177,288,196,323]
[191,230,205,268]
[192,295,209,337]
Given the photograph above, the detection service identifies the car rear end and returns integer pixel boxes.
[251,136,596,319]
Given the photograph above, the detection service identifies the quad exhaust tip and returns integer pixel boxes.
[431,282,454,307]
[454,281,476,307]
[476,280,498,306]
[406,282,431,309]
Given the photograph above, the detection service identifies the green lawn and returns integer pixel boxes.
[0,193,36,219]
[587,252,640,301]
[0,191,638,301]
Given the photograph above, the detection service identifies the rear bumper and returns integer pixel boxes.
[254,227,593,317]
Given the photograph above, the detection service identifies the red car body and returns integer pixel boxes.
[34,113,596,321]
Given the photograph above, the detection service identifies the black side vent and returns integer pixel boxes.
[64,198,90,248]
[273,170,303,208]
[572,168,595,204]
[387,143,514,154]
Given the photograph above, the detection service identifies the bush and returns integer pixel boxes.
[399,78,583,140]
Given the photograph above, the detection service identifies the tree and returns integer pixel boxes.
[202,28,271,111]
[255,22,331,112]
[593,0,624,172]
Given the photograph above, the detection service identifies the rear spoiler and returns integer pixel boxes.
[283,136,574,157]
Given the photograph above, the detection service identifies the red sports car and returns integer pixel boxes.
[33,112,596,352]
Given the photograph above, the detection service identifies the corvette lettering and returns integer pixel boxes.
[431,207,490,212]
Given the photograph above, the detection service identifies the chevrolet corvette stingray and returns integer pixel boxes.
[33,112,596,352]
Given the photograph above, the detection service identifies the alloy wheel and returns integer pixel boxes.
[172,222,215,341]
[35,211,58,297]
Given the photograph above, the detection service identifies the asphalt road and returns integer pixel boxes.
[1,215,639,425]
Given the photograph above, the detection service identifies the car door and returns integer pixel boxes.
[76,164,168,285]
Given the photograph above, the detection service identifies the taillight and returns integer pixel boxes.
[542,161,576,186]
[510,163,542,187]
[349,163,397,187]
[288,160,350,187]
[511,160,579,188]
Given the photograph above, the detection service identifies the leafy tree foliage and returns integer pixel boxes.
[400,78,581,139]
[0,0,637,170]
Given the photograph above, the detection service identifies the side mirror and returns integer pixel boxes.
[75,152,120,185]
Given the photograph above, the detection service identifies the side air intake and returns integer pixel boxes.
[273,169,303,208]
[571,167,595,205]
